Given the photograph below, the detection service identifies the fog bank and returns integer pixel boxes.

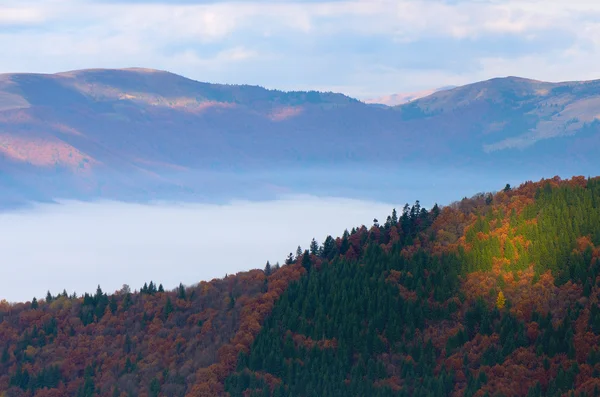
[0,196,401,303]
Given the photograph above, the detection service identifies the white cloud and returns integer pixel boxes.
[0,197,398,303]
[0,6,46,24]
[1,0,600,96]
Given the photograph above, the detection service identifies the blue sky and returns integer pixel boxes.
[1,0,599,98]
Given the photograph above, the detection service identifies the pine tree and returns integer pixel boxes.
[1,345,9,363]
[109,296,118,314]
[322,236,337,259]
[164,297,174,319]
[95,285,104,300]
[285,253,294,265]
[264,261,272,276]
[228,292,236,310]
[310,238,320,255]
[177,283,186,300]
[296,246,303,260]
[302,250,311,272]
[149,377,161,397]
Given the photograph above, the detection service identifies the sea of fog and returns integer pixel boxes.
[0,196,406,303]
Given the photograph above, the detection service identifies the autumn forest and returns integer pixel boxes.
[2,176,600,396]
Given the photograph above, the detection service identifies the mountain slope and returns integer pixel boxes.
[2,176,600,396]
[0,69,600,206]
[399,77,600,153]
[226,176,600,397]
[364,85,456,106]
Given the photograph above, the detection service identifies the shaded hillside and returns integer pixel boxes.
[0,69,600,206]
[3,176,600,396]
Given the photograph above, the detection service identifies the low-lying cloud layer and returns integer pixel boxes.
[0,196,399,303]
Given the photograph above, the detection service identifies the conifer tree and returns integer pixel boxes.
[285,253,294,265]
[301,250,311,272]
[296,246,303,260]
[177,283,186,300]
[310,238,319,255]
[164,297,173,319]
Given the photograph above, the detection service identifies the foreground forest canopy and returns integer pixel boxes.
[2,175,600,396]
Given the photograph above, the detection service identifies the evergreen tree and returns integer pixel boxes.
[310,238,320,255]
[285,253,294,265]
[149,377,161,397]
[164,297,174,319]
[1,345,9,364]
[177,283,186,300]
[229,292,236,310]
[295,246,303,260]
[301,250,311,272]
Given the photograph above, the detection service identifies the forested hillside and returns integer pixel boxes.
[3,176,600,396]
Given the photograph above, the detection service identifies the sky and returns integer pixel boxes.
[0,197,399,302]
[1,0,600,98]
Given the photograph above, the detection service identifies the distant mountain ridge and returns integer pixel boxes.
[364,85,456,106]
[0,68,599,207]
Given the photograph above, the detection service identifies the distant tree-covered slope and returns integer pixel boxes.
[3,176,600,396]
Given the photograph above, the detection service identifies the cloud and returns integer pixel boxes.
[0,197,398,303]
[1,0,600,97]
[0,6,46,25]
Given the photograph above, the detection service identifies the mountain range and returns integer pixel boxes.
[0,68,599,207]
[364,86,456,106]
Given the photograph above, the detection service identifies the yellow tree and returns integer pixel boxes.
[496,291,506,309]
